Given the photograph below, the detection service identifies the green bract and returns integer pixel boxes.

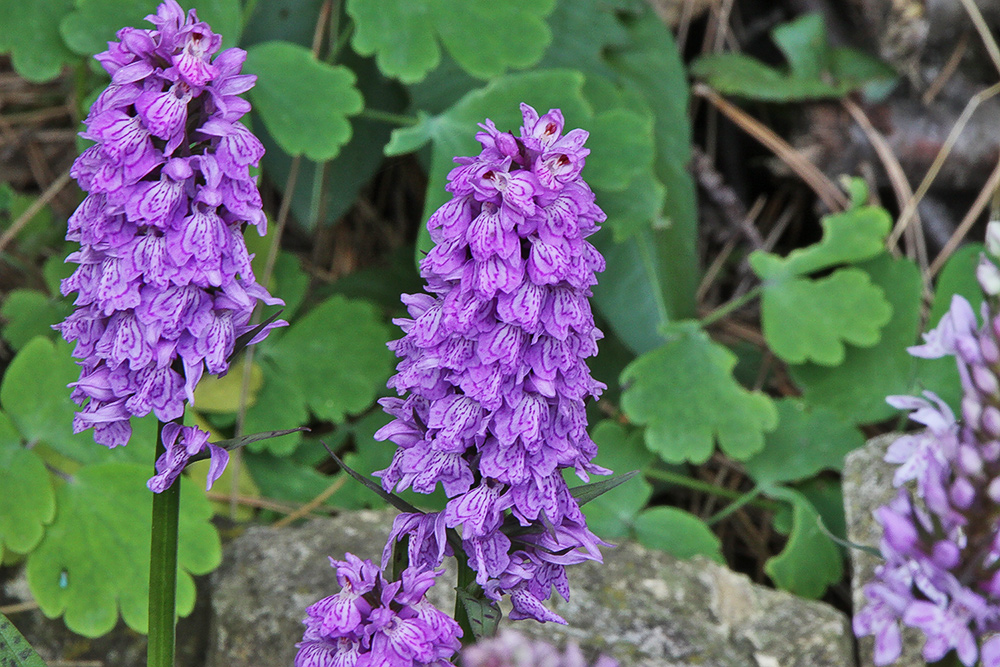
[0,612,47,667]
[621,322,778,464]
[347,0,556,83]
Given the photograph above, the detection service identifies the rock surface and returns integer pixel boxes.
[207,509,853,667]
[843,433,925,667]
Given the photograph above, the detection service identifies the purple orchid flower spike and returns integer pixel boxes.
[371,104,609,625]
[55,0,284,493]
[295,554,462,667]
[857,226,1000,666]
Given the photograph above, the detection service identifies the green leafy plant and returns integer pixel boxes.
[690,13,895,101]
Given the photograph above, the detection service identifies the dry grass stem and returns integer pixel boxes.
[694,84,848,211]
[928,156,1000,278]
[922,32,970,105]
[273,474,349,528]
[0,600,39,614]
[958,0,1000,77]
[888,81,1000,249]
[0,168,72,254]
[842,98,929,272]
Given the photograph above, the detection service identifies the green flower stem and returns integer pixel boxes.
[645,468,779,512]
[705,486,763,525]
[148,421,180,667]
[700,285,765,328]
[358,109,420,127]
[454,551,478,647]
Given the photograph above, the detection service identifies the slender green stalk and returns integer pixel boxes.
[148,421,180,667]
[454,552,477,647]
[645,467,779,512]
[358,109,420,126]
[705,486,763,525]
[699,285,764,328]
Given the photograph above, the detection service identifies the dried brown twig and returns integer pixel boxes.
[693,84,849,212]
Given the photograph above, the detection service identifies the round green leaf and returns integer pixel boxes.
[244,41,364,161]
[0,289,71,351]
[0,412,55,560]
[347,0,555,83]
[634,507,723,563]
[268,295,394,423]
[566,421,652,540]
[25,463,219,637]
[0,0,76,81]
[764,486,842,599]
[743,399,864,486]
[621,322,778,463]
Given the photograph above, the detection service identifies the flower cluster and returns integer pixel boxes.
[373,104,609,623]
[55,0,282,492]
[855,238,1000,666]
[459,631,618,667]
[295,554,462,667]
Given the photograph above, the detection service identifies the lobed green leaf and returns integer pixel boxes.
[25,463,219,637]
[690,13,894,101]
[244,41,364,162]
[0,0,76,81]
[61,0,241,57]
[347,0,555,83]
[620,322,778,464]
[748,205,891,280]
[0,290,70,352]
[268,295,394,424]
[758,268,892,366]
[633,507,724,563]
[566,421,652,540]
[764,486,842,598]
[789,255,923,424]
[0,412,55,561]
[743,400,864,486]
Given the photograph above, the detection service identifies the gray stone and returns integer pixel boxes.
[208,509,853,667]
[843,434,925,667]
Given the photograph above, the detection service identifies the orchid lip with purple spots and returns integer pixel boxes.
[56,0,284,493]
